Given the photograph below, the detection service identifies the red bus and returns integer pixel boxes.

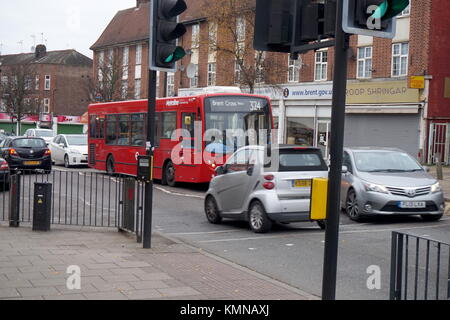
[88,93,273,186]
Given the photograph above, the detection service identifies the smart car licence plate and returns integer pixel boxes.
[398,201,426,209]
[293,180,312,188]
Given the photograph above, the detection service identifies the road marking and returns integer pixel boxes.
[168,229,242,236]
[155,186,204,199]
[195,222,450,244]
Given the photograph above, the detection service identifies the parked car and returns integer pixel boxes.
[24,129,55,145]
[0,158,10,190]
[341,147,445,222]
[205,145,329,233]
[49,134,88,168]
[0,137,52,173]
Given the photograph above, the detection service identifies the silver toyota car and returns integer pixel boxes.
[204,145,329,233]
[341,147,445,222]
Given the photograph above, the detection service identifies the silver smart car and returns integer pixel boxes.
[204,145,329,233]
[341,147,445,222]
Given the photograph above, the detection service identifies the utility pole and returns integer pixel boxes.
[321,0,349,300]
[143,70,156,249]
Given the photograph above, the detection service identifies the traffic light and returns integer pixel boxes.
[150,0,187,72]
[253,0,337,54]
[343,0,410,38]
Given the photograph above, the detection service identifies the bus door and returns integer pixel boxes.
[176,111,199,182]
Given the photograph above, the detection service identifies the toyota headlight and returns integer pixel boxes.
[364,182,389,194]
[431,182,442,193]
[69,149,81,155]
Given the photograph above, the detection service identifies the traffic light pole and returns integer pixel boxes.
[143,69,157,249]
[321,0,350,300]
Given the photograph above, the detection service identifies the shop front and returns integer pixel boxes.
[257,80,422,160]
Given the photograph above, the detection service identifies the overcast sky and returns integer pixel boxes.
[0,0,136,59]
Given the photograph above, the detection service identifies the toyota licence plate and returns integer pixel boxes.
[292,180,312,188]
[398,201,426,209]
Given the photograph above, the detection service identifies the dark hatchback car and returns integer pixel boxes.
[0,137,52,172]
[0,158,9,190]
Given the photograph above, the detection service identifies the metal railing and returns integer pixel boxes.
[390,231,450,300]
[0,169,145,241]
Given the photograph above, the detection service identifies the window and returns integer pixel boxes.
[191,24,200,49]
[43,98,50,113]
[167,73,175,97]
[234,62,241,84]
[314,51,328,81]
[288,54,300,83]
[98,51,105,67]
[181,113,196,149]
[0,99,6,112]
[135,44,142,80]
[130,114,145,147]
[122,46,129,80]
[117,115,130,146]
[161,112,176,139]
[286,117,315,146]
[135,44,142,65]
[236,17,246,42]
[35,75,40,90]
[121,80,128,99]
[226,148,252,173]
[106,115,118,145]
[255,52,265,84]
[135,79,141,99]
[44,75,51,90]
[357,46,372,79]
[1,76,7,86]
[208,22,218,51]
[343,152,353,174]
[392,42,409,77]
[190,64,198,88]
[24,77,31,90]
[207,63,216,86]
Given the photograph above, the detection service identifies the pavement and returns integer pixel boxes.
[0,225,317,300]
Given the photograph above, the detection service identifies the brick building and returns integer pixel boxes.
[92,0,450,164]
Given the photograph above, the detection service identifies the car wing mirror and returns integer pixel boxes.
[215,166,224,176]
[342,166,348,174]
[423,166,430,173]
[247,166,254,176]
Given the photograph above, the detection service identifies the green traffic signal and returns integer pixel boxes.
[370,0,410,20]
[163,47,186,64]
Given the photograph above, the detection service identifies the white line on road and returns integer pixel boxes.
[167,229,243,236]
[195,222,450,244]
[155,186,204,199]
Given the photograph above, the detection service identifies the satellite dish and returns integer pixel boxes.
[186,63,196,79]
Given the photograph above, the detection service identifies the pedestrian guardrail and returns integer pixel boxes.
[390,231,450,300]
[0,169,145,243]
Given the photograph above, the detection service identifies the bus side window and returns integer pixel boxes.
[106,115,118,145]
[155,113,160,147]
[99,119,105,139]
[89,116,96,138]
[161,112,176,139]
[118,115,130,146]
[131,114,145,147]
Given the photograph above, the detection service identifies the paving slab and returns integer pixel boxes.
[0,226,316,300]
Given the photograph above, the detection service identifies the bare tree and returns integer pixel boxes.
[0,64,40,134]
[86,52,131,103]
[200,0,287,93]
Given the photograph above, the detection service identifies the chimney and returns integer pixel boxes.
[136,0,150,7]
[35,44,47,59]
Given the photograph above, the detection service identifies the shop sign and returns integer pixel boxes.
[409,76,425,89]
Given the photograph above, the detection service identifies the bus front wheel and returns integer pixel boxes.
[106,156,115,176]
[163,161,176,187]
